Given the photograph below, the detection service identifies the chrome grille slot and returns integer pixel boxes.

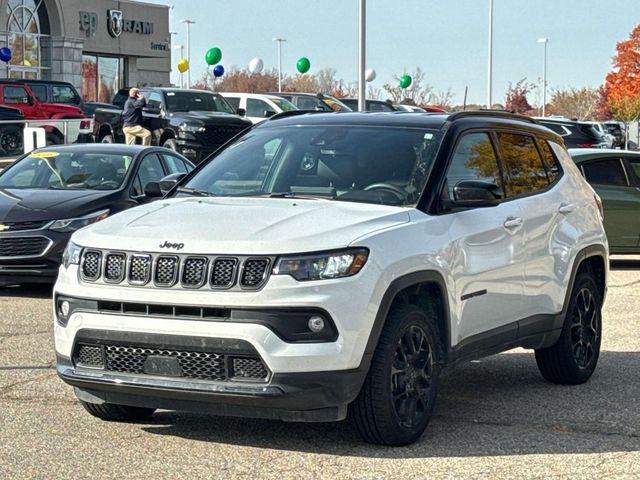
[154,255,179,286]
[104,252,126,283]
[81,250,101,281]
[241,258,270,289]
[211,257,238,289]
[128,254,151,285]
[181,257,208,288]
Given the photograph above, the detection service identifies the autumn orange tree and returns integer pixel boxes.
[605,25,640,124]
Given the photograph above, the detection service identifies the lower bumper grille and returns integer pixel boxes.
[0,236,50,258]
[73,342,269,382]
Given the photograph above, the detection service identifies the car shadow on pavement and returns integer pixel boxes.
[0,283,53,299]
[610,258,640,271]
[141,350,640,458]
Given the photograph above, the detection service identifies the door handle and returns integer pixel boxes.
[503,217,524,229]
[558,203,575,214]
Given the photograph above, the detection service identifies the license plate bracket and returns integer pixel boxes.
[143,355,182,377]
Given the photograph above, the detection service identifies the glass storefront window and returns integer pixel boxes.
[5,0,50,79]
[82,55,123,102]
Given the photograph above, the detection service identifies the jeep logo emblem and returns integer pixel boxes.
[159,241,184,250]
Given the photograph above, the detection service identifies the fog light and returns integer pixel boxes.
[308,316,325,333]
[60,300,70,318]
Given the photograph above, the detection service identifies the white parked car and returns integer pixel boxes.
[220,92,297,124]
[584,121,616,149]
[55,111,608,446]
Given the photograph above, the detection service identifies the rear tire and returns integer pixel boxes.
[80,400,156,422]
[351,303,441,446]
[535,271,602,385]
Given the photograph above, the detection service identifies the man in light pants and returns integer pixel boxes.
[122,88,151,145]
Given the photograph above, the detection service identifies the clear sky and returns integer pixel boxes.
[153,0,637,105]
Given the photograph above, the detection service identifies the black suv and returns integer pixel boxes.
[93,88,253,164]
[268,92,352,112]
[537,118,606,149]
[339,98,398,112]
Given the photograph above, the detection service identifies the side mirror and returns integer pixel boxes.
[158,172,186,194]
[237,108,246,117]
[452,180,502,207]
[143,105,161,114]
[143,181,163,198]
[264,110,276,118]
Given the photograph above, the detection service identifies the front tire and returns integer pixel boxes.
[535,271,602,385]
[80,400,156,422]
[162,138,177,151]
[351,304,441,446]
[101,134,114,144]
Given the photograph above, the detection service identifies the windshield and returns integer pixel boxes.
[322,96,352,112]
[269,97,297,112]
[0,151,134,190]
[181,125,440,206]
[165,91,234,114]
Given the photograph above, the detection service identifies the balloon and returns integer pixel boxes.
[205,47,222,66]
[248,57,264,74]
[296,56,311,74]
[365,68,376,82]
[177,58,189,73]
[399,74,412,89]
[0,47,12,63]
[213,64,225,78]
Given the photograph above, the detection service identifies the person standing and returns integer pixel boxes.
[122,88,152,146]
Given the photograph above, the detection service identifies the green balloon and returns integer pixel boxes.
[399,74,412,89]
[205,47,222,66]
[296,57,311,74]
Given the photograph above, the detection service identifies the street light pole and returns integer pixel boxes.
[358,0,366,112]
[272,37,286,92]
[487,0,493,109]
[174,44,184,88]
[181,19,195,88]
[538,37,548,117]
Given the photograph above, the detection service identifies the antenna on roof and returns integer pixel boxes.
[463,86,468,111]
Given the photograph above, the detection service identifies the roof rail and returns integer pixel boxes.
[267,110,328,122]
[448,110,538,124]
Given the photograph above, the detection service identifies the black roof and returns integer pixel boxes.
[0,78,75,86]
[140,87,224,95]
[30,144,160,155]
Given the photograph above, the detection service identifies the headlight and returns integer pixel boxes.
[61,241,82,268]
[179,123,206,133]
[49,209,109,233]
[273,248,369,281]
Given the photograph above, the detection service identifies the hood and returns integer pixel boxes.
[171,111,252,126]
[0,188,115,222]
[73,197,411,254]
[41,102,84,116]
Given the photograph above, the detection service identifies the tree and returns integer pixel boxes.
[504,79,535,114]
[548,87,599,120]
[193,68,279,93]
[595,86,613,121]
[605,24,640,123]
[382,67,434,104]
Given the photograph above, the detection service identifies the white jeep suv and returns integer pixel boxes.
[54,111,608,445]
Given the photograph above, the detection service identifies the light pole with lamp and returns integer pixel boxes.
[181,19,195,87]
[174,44,185,88]
[538,37,548,117]
[272,37,286,93]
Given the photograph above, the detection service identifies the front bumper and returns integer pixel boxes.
[175,139,217,165]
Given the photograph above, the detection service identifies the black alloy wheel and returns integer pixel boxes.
[570,287,599,368]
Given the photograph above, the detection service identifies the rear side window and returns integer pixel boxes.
[538,140,561,183]
[581,159,628,186]
[225,97,240,110]
[444,132,505,202]
[497,133,550,196]
[52,85,79,104]
[542,123,568,136]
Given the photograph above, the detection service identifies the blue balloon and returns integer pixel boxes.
[213,65,225,78]
[0,47,12,63]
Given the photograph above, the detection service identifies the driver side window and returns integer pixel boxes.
[444,132,505,203]
[132,154,165,197]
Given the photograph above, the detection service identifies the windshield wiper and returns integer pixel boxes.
[175,186,216,197]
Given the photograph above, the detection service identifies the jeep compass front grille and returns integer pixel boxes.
[79,249,273,291]
[72,341,270,382]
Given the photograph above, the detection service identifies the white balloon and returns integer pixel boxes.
[365,68,376,82]
[248,57,264,74]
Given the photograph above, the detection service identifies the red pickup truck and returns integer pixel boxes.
[0,82,89,144]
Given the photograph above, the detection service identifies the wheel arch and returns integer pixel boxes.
[567,245,607,310]
[362,271,451,368]
[98,124,114,141]
[160,129,176,145]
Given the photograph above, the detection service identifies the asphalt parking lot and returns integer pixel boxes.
[1,260,639,479]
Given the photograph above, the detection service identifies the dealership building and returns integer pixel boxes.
[0,0,171,101]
